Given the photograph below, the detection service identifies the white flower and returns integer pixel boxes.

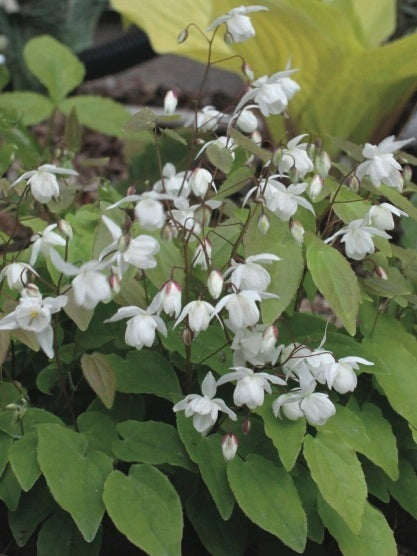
[196,136,235,160]
[193,106,224,132]
[273,389,336,426]
[0,262,37,290]
[148,280,182,318]
[153,163,190,199]
[99,215,160,277]
[174,300,216,334]
[308,175,323,201]
[356,135,414,191]
[173,372,237,435]
[30,224,66,266]
[207,270,224,299]
[212,290,278,330]
[324,356,373,394]
[217,366,286,410]
[278,135,314,178]
[11,164,78,204]
[290,220,305,245]
[324,218,391,260]
[235,108,258,134]
[222,433,239,461]
[170,201,202,238]
[224,253,281,292]
[164,90,177,114]
[236,68,300,117]
[105,306,167,350]
[279,342,315,389]
[207,5,268,43]
[0,0,19,13]
[107,191,170,231]
[192,239,212,270]
[0,286,67,358]
[366,202,408,231]
[231,325,279,367]
[189,168,214,198]
[50,250,111,309]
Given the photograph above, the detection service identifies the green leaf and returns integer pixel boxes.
[186,486,246,556]
[0,464,21,510]
[206,144,234,174]
[161,127,187,145]
[293,465,324,543]
[303,433,367,533]
[227,454,307,552]
[77,412,118,457]
[63,288,95,331]
[60,96,130,137]
[103,464,183,556]
[197,435,235,520]
[214,166,253,201]
[36,424,112,542]
[176,411,204,464]
[81,353,116,409]
[24,36,85,103]
[257,396,306,471]
[9,480,55,547]
[0,432,12,475]
[112,420,195,471]
[0,92,53,125]
[64,107,82,152]
[387,458,417,519]
[362,460,390,502]
[124,106,157,131]
[228,128,271,164]
[244,208,304,321]
[9,432,40,491]
[106,350,181,400]
[362,315,417,428]
[318,497,396,556]
[37,511,102,556]
[305,232,360,335]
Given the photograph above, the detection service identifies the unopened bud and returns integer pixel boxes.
[403,165,412,185]
[193,239,212,270]
[251,130,262,146]
[126,185,136,196]
[177,29,188,44]
[58,219,73,239]
[261,324,278,353]
[375,266,388,280]
[308,175,323,201]
[347,175,360,193]
[164,90,178,115]
[207,269,223,299]
[190,167,213,198]
[242,62,254,82]
[194,138,205,145]
[242,418,251,435]
[221,433,239,462]
[182,326,193,346]
[224,31,234,45]
[290,220,304,246]
[257,213,270,235]
[161,224,174,241]
[315,150,331,179]
[109,273,121,294]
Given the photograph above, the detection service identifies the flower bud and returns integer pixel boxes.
[235,109,258,134]
[109,273,121,294]
[58,219,73,239]
[257,213,270,235]
[193,239,212,270]
[161,224,174,241]
[177,29,188,44]
[126,185,136,196]
[242,62,254,82]
[251,130,262,146]
[207,269,223,299]
[290,220,304,245]
[403,165,412,185]
[315,150,331,179]
[307,142,316,160]
[261,324,278,352]
[308,174,323,201]
[164,90,178,115]
[242,418,251,435]
[375,266,388,280]
[347,175,360,193]
[190,167,213,198]
[224,30,234,45]
[221,433,239,462]
[182,326,194,346]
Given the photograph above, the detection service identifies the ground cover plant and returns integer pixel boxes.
[0,3,416,555]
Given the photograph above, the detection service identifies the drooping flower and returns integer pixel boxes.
[193,106,224,132]
[234,108,258,134]
[217,366,286,410]
[207,5,268,43]
[30,224,66,266]
[273,388,336,426]
[173,371,237,435]
[174,299,216,334]
[153,162,190,199]
[224,253,281,292]
[322,356,373,394]
[222,433,239,461]
[366,202,408,231]
[231,325,280,367]
[164,90,178,114]
[277,134,314,178]
[192,239,212,270]
[105,306,167,350]
[148,279,182,318]
[11,164,78,204]
[356,135,414,191]
[0,262,37,290]
[0,286,67,358]
[107,191,171,231]
[212,290,278,330]
[324,218,391,260]
[189,168,215,198]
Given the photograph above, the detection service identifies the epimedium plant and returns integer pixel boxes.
[0,5,416,556]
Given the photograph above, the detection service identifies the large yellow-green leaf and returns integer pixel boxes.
[112,0,417,144]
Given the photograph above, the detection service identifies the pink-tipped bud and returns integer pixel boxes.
[375,266,388,280]
[257,213,270,235]
[242,418,251,435]
[309,174,323,201]
[221,433,238,462]
[347,175,360,193]
[109,273,121,294]
[126,185,136,196]
[403,165,412,185]
[182,327,194,346]
[315,150,331,179]
[242,62,254,82]
[159,280,182,318]
[207,269,223,299]
[290,220,304,246]
[164,90,178,115]
[261,324,279,353]
[58,219,73,239]
[177,29,188,44]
